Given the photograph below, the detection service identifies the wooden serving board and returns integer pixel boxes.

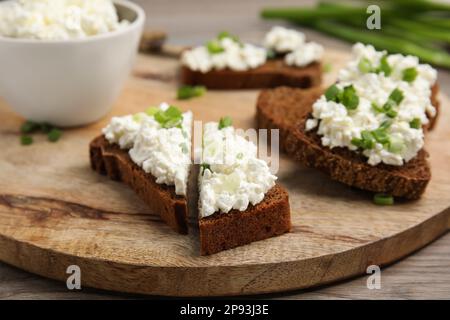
[0,49,449,297]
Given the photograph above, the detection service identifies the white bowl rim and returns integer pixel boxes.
[0,0,145,44]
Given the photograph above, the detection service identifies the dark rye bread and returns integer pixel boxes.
[256,86,323,152]
[199,184,291,255]
[256,86,441,199]
[181,59,322,89]
[90,135,188,234]
[286,117,431,199]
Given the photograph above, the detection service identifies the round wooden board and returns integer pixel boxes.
[0,48,449,297]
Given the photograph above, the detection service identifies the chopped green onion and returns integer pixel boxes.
[379,88,404,119]
[372,129,390,144]
[324,84,340,102]
[325,84,359,110]
[352,130,375,150]
[388,135,405,153]
[341,85,359,110]
[177,85,206,100]
[388,88,404,105]
[351,138,363,148]
[218,116,233,129]
[162,118,182,129]
[373,193,394,206]
[145,106,159,116]
[165,106,182,118]
[20,135,33,146]
[47,128,62,142]
[21,121,40,134]
[402,67,418,83]
[206,40,224,54]
[377,54,392,76]
[371,102,384,113]
[386,108,398,118]
[380,120,392,130]
[217,31,240,43]
[154,106,183,129]
[409,118,421,129]
[358,57,373,73]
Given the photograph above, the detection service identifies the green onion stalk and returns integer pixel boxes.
[261,0,450,68]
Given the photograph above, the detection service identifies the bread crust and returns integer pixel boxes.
[181,59,322,89]
[199,184,291,255]
[256,86,439,199]
[89,135,188,234]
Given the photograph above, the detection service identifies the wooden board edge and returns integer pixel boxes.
[0,207,448,297]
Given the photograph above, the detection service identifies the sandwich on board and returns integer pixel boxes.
[90,107,291,255]
[90,103,192,234]
[180,27,323,89]
[257,43,440,200]
[198,119,291,255]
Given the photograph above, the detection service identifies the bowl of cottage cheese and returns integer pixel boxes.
[0,0,145,126]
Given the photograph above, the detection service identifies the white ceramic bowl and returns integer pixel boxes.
[0,0,145,127]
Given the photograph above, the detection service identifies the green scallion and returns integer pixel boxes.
[409,118,421,129]
[207,40,224,54]
[20,121,40,134]
[20,135,33,146]
[218,116,233,129]
[47,128,62,142]
[402,67,418,82]
[145,106,159,116]
[177,85,206,100]
[373,193,394,206]
[341,85,359,110]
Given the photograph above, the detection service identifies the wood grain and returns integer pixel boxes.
[0,47,449,297]
[1,232,449,299]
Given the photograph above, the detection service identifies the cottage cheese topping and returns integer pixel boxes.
[102,114,141,149]
[199,122,277,218]
[102,103,192,196]
[339,43,437,92]
[0,0,129,40]
[306,73,432,166]
[263,26,306,53]
[307,43,438,167]
[181,37,267,73]
[285,42,324,67]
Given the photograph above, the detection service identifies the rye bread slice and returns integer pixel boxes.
[199,184,291,255]
[181,59,321,89]
[90,135,188,234]
[256,86,439,199]
[256,86,323,152]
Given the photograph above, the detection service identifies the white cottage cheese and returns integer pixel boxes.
[285,42,324,67]
[264,26,323,67]
[102,103,192,196]
[307,43,437,167]
[263,26,306,53]
[0,0,129,40]
[181,37,267,73]
[199,122,277,218]
[306,73,432,166]
[339,43,437,94]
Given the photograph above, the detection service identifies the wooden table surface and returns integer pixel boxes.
[1,0,449,300]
